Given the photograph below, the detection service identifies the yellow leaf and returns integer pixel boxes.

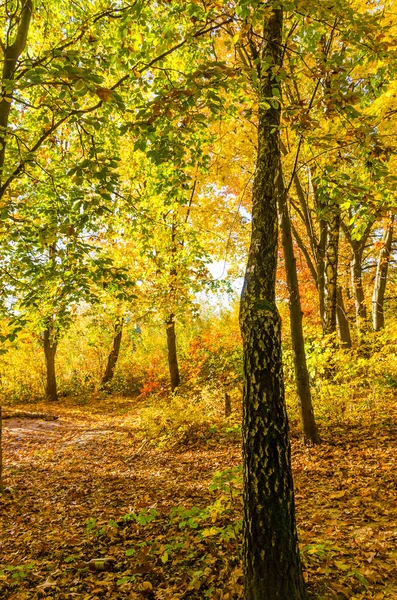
[95,86,113,102]
[334,561,350,571]
[142,581,153,591]
[330,490,346,499]
[201,527,219,537]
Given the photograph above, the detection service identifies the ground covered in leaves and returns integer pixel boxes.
[1,395,396,600]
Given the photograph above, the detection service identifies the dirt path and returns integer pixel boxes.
[0,400,396,599]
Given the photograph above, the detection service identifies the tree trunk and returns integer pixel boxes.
[278,174,320,444]
[317,220,327,330]
[351,242,368,334]
[166,314,180,392]
[311,174,328,330]
[372,214,394,331]
[43,328,58,402]
[224,392,231,417]
[336,286,352,348]
[323,211,340,336]
[284,153,325,329]
[341,218,375,336]
[100,318,123,389]
[240,8,307,600]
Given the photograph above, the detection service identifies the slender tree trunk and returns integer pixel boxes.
[373,214,394,331]
[166,314,180,392]
[100,318,123,389]
[285,153,326,329]
[43,328,58,402]
[224,391,231,417]
[311,174,328,330]
[240,9,307,600]
[341,218,375,336]
[336,286,352,348]
[351,243,368,334]
[317,221,327,330]
[323,211,340,336]
[278,174,320,444]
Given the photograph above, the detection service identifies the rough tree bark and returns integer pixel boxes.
[336,286,352,348]
[372,214,394,331]
[43,327,58,402]
[323,210,340,336]
[240,8,307,600]
[278,173,320,444]
[100,317,123,389]
[166,314,180,392]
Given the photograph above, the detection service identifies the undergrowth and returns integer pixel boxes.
[138,386,242,448]
[1,303,397,446]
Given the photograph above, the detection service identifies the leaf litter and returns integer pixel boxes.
[0,396,396,599]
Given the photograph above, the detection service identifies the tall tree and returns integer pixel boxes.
[278,172,320,444]
[323,208,340,336]
[239,4,307,598]
[0,127,130,400]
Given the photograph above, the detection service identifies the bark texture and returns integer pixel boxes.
[240,8,307,600]
[278,173,320,444]
[43,327,58,402]
[166,314,180,392]
[351,242,368,333]
[100,318,123,388]
[372,214,394,331]
[336,286,352,348]
[323,210,340,336]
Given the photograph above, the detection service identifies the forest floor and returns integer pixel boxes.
[0,395,396,600]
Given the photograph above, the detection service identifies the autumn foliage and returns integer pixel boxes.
[1,0,397,598]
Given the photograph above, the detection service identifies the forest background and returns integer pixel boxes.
[0,0,397,599]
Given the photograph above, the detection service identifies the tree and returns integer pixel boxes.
[279,0,393,343]
[0,124,130,400]
[100,316,124,390]
[278,171,320,444]
[341,213,376,336]
[116,101,229,392]
[336,286,352,348]
[238,4,307,598]
[372,214,395,331]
